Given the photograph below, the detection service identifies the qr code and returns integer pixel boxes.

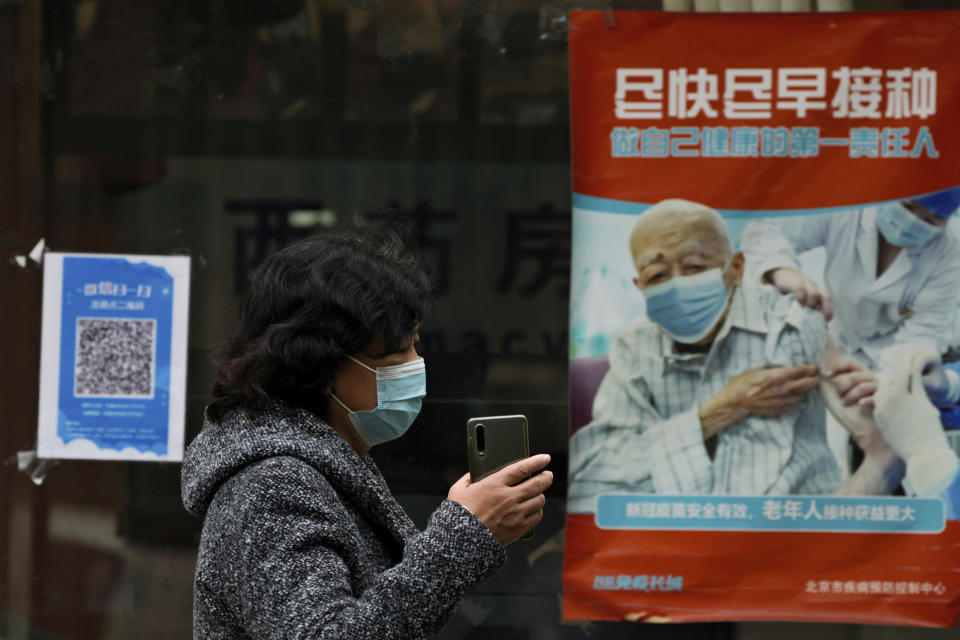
[74,317,156,398]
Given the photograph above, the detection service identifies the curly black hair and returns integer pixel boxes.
[207,225,431,421]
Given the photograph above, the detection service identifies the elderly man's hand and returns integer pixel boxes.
[699,365,819,438]
[766,267,834,321]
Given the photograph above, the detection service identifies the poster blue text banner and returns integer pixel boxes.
[596,494,945,533]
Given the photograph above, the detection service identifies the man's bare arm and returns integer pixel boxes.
[818,340,904,495]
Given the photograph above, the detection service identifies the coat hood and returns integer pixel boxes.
[181,404,389,519]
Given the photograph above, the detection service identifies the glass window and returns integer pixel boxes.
[1,1,957,638]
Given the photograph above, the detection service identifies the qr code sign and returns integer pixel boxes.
[74,317,156,398]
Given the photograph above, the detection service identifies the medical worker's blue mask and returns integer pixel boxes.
[643,267,732,344]
[330,355,426,447]
[876,202,942,247]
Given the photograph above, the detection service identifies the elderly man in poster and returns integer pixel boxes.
[567,199,898,513]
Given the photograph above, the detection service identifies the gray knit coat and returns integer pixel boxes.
[181,404,506,639]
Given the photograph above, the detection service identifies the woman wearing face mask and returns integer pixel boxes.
[740,186,960,384]
[181,227,552,639]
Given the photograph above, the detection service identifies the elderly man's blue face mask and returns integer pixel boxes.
[642,267,732,344]
[876,202,942,247]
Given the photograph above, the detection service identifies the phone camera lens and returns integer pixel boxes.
[476,424,485,456]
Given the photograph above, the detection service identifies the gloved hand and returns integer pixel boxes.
[912,348,960,405]
[874,352,959,496]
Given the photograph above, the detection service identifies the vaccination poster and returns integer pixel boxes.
[37,253,191,462]
[564,11,960,626]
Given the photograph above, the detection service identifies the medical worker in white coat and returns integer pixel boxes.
[741,187,960,475]
[740,187,960,384]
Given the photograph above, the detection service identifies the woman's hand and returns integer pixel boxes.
[447,454,553,546]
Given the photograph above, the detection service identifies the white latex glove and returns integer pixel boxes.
[874,353,959,496]
[912,348,960,405]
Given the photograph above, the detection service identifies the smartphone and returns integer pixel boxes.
[467,414,530,481]
[467,414,534,539]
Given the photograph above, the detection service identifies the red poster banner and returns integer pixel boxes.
[565,10,960,627]
[570,10,960,210]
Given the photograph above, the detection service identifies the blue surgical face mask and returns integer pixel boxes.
[642,267,732,344]
[876,202,942,247]
[330,355,426,447]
